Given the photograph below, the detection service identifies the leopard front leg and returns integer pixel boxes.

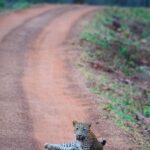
[44,144,59,150]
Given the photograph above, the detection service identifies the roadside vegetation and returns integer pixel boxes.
[0,0,32,11]
[1,0,150,11]
[78,7,150,149]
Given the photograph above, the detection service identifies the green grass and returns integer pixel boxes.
[80,7,150,120]
[78,65,150,148]
[81,7,150,76]
[78,7,150,149]
[144,107,150,117]
[82,69,139,126]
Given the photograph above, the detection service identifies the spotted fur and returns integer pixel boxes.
[44,142,78,150]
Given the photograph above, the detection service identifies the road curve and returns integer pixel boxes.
[0,5,138,150]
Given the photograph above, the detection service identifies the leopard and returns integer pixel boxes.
[44,121,106,150]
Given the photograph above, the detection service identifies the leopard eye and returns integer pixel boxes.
[83,128,87,131]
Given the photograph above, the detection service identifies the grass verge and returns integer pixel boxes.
[77,7,150,149]
[80,7,150,76]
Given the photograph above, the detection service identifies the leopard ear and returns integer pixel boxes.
[101,140,106,146]
[73,120,77,126]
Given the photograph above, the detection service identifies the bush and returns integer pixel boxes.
[12,1,31,10]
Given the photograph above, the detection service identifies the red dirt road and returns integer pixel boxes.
[23,5,98,146]
[0,5,138,150]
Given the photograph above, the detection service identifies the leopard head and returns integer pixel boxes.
[73,121,91,142]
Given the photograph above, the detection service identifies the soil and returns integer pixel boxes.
[0,5,138,150]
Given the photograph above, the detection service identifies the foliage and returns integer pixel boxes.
[0,0,32,10]
[12,1,31,10]
[0,0,150,10]
[144,107,150,117]
[78,7,150,148]
[0,0,5,10]
[80,7,150,117]
[78,65,150,148]
[81,7,150,76]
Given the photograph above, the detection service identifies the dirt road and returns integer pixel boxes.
[0,5,137,150]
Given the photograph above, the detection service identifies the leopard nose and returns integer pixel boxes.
[77,135,82,139]
[76,135,85,141]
